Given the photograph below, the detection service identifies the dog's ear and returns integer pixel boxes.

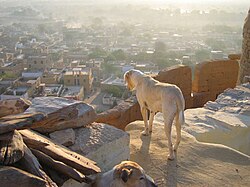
[124,71,130,83]
[121,168,133,183]
[124,71,135,91]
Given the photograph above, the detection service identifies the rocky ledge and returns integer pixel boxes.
[184,83,250,155]
[127,119,250,186]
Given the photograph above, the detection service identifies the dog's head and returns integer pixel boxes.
[124,70,135,91]
[124,69,144,91]
[112,161,157,187]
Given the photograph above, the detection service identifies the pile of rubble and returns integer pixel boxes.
[0,97,130,187]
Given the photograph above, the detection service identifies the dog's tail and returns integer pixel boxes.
[177,109,185,126]
[176,91,185,126]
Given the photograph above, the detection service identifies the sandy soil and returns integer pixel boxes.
[126,120,250,187]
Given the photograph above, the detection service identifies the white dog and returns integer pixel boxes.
[124,69,185,160]
[92,161,157,187]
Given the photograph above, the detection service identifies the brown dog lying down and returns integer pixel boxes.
[92,161,157,187]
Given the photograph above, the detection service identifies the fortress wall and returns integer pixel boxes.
[192,59,239,107]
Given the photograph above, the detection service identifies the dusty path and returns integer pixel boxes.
[126,120,250,187]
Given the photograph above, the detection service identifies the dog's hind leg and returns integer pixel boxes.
[163,110,176,160]
[149,111,155,133]
[141,107,149,136]
[173,110,184,151]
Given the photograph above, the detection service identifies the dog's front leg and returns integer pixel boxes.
[149,111,155,133]
[141,107,149,136]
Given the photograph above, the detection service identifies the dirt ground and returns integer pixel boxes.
[126,120,250,187]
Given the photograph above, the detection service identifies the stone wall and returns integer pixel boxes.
[238,9,250,84]
[96,98,142,130]
[192,59,239,107]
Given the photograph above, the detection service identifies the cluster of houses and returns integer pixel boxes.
[0,21,160,106]
[0,7,242,108]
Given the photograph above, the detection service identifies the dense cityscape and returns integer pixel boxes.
[0,0,248,113]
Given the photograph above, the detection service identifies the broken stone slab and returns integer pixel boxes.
[25,97,97,133]
[49,128,75,147]
[205,84,250,115]
[69,123,130,172]
[0,166,47,187]
[0,130,24,165]
[184,108,250,156]
[184,83,250,156]
[0,98,31,118]
[0,113,46,135]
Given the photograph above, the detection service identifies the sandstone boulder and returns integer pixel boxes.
[25,97,97,133]
[0,98,31,118]
[69,123,130,172]
[184,83,250,155]
[0,130,24,165]
[49,128,75,147]
[0,166,47,187]
[96,97,142,130]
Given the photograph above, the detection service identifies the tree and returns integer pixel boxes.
[101,62,118,75]
[155,41,166,53]
[37,24,47,34]
[88,48,107,59]
[91,17,103,29]
[205,38,226,51]
[195,49,210,62]
[106,86,123,98]
[112,50,127,61]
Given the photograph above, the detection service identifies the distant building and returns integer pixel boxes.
[43,84,63,97]
[1,76,41,100]
[122,65,134,74]
[27,55,50,71]
[61,86,84,101]
[102,93,116,106]
[211,50,224,60]
[101,76,126,92]
[63,67,93,93]
[41,69,63,84]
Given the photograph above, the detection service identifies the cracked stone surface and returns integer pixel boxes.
[69,123,130,172]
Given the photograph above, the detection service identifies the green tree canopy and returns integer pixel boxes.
[88,47,107,59]
[155,41,166,53]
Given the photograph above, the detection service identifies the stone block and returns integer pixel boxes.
[49,128,75,147]
[96,99,142,130]
[25,97,97,133]
[185,83,250,155]
[69,123,130,172]
[0,98,31,118]
[228,54,241,60]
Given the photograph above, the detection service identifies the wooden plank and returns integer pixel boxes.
[31,149,92,184]
[15,144,57,187]
[0,130,24,165]
[0,166,47,187]
[19,129,101,175]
